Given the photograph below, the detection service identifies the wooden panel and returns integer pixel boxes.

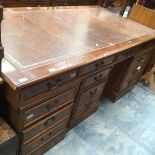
[1,6,155,155]
[23,87,77,125]
[22,104,72,143]
[74,94,101,117]
[82,68,110,88]
[79,56,115,76]
[79,81,107,103]
[130,51,153,69]
[28,132,65,155]
[2,6,155,90]
[21,69,78,100]
[22,120,68,155]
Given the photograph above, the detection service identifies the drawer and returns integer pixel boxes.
[126,63,148,81]
[116,50,129,61]
[23,87,78,126]
[22,104,72,143]
[74,94,101,117]
[21,70,78,100]
[83,68,110,88]
[27,132,65,155]
[21,121,67,155]
[121,78,137,91]
[80,56,115,76]
[79,81,107,103]
[127,40,155,57]
[130,52,152,69]
[53,0,75,5]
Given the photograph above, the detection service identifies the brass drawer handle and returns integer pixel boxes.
[46,104,51,111]
[54,100,59,104]
[89,88,97,96]
[128,80,133,85]
[41,137,44,142]
[46,100,59,111]
[94,74,102,81]
[95,63,100,68]
[122,52,128,57]
[47,79,61,89]
[100,61,105,65]
[44,116,56,126]
[49,132,53,136]
[85,101,92,108]
[47,82,57,89]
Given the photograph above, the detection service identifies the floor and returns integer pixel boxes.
[44,83,155,155]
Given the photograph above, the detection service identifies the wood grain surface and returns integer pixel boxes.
[1,6,155,89]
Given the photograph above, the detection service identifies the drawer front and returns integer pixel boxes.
[53,0,74,5]
[22,70,78,100]
[22,121,67,155]
[79,81,106,103]
[74,94,101,117]
[80,56,115,76]
[27,132,65,155]
[126,63,148,82]
[22,104,72,143]
[23,87,77,126]
[130,52,152,69]
[83,68,110,88]
[116,50,129,61]
[121,77,138,91]
[127,40,155,57]
[53,0,96,5]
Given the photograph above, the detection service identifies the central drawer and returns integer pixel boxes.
[82,68,110,88]
[23,87,78,126]
[22,104,73,143]
[79,55,115,76]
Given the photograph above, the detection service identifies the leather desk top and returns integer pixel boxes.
[1,6,155,89]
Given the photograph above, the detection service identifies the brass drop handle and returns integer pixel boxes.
[100,61,105,65]
[41,137,44,142]
[47,82,52,89]
[47,79,61,89]
[54,100,59,104]
[85,101,92,108]
[49,132,53,136]
[94,74,102,81]
[95,63,100,68]
[44,116,56,126]
[46,104,51,111]
[89,90,95,96]
[128,80,133,85]
[89,88,97,96]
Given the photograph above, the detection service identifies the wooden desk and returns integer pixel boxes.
[1,0,98,7]
[1,6,155,155]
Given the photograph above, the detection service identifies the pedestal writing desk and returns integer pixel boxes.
[1,6,155,155]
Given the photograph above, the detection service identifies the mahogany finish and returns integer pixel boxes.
[1,0,98,7]
[1,6,155,154]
